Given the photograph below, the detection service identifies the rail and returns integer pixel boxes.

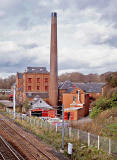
[0,135,24,160]
[0,118,56,160]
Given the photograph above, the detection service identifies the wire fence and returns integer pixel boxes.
[6,108,117,156]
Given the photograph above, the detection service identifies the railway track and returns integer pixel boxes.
[0,135,24,160]
[0,116,58,160]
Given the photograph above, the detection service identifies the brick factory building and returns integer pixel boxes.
[16,67,49,103]
[15,12,105,120]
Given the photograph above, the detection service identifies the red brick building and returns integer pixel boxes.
[63,88,89,120]
[58,81,105,104]
[16,67,49,103]
[58,81,105,120]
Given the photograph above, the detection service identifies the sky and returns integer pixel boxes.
[0,0,117,77]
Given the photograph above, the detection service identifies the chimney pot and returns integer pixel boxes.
[51,12,57,17]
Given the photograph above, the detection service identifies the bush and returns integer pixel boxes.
[90,106,102,119]
[110,91,117,107]
[90,97,112,119]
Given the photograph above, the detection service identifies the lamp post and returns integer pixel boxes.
[13,85,16,119]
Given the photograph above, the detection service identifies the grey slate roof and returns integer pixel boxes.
[17,72,22,79]
[26,92,48,98]
[31,97,53,109]
[58,80,73,90]
[73,82,105,93]
[58,81,105,93]
[26,67,48,74]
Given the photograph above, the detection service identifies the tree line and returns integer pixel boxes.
[0,75,16,89]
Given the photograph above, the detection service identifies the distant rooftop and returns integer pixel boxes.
[58,81,105,93]
[26,92,48,99]
[17,72,22,79]
[25,67,48,74]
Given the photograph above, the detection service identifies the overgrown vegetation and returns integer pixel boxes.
[90,72,117,119]
[70,107,117,140]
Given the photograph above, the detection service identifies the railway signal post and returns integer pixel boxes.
[13,85,16,119]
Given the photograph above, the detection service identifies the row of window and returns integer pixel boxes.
[28,78,48,83]
[28,86,48,91]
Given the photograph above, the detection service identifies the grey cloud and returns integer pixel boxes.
[18,17,33,29]
[58,59,89,70]
[93,35,117,48]
[20,43,38,49]
[59,57,117,74]
[0,55,49,73]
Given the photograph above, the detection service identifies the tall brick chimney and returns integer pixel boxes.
[49,12,58,107]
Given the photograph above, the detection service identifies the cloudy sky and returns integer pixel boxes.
[0,0,117,77]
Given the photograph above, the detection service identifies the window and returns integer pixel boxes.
[37,78,40,83]
[37,86,40,90]
[28,78,32,83]
[45,86,48,91]
[45,78,48,82]
[28,86,31,91]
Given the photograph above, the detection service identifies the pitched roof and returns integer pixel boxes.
[26,92,48,98]
[74,82,105,93]
[58,80,73,90]
[31,97,53,109]
[26,67,48,74]
[58,81,105,93]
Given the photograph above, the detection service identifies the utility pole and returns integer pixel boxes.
[13,85,16,119]
[61,104,64,152]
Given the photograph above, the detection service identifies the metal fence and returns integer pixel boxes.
[6,109,117,156]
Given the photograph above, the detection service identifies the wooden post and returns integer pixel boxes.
[77,130,80,140]
[56,123,58,133]
[69,127,72,138]
[109,138,111,154]
[88,133,90,147]
[98,136,100,150]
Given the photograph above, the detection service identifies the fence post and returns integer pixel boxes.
[77,130,80,140]
[41,121,42,128]
[56,123,58,133]
[98,136,100,150]
[88,133,90,147]
[109,138,111,154]
[30,118,31,125]
[34,119,36,126]
[69,127,72,138]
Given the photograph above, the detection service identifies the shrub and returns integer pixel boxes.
[90,106,102,119]
[110,91,117,107]
[90,97,112,119]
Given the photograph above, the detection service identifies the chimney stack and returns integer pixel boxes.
[49,12,58,107]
